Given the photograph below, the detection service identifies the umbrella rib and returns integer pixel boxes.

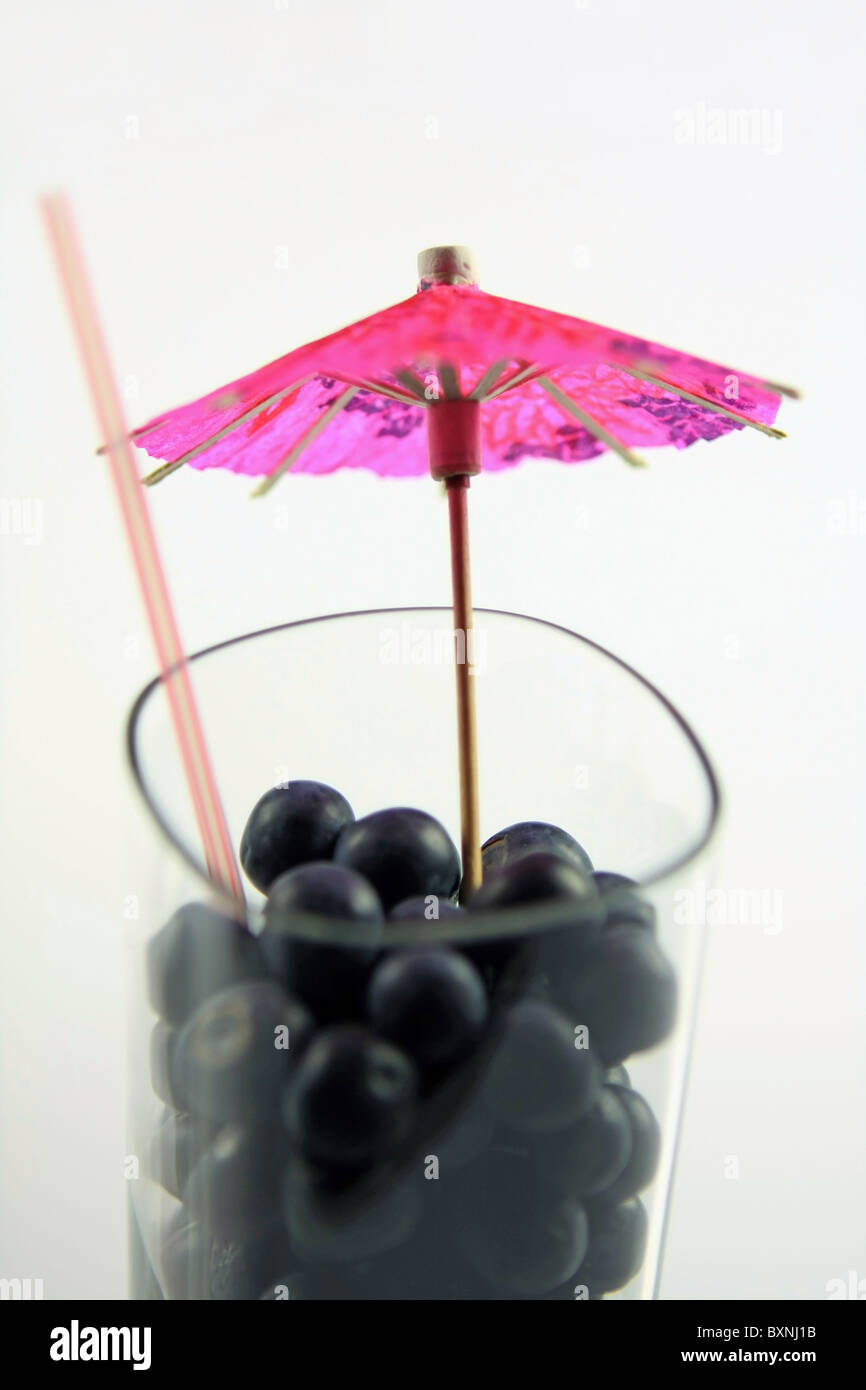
[354,376,424,406]
[437,362,462,400]
[393,368,431,402]
[250,385,359,498]
[760,378,801,401]
[468,358,511,401]
[614,363,786,439]
[483,362,547,401]
[140,376,315,486]
[321,370,420,405]
[537,375,649,470]
[96,423,151,452]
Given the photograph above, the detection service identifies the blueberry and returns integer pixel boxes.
[240,780,355,893]
[594,871,656,931]
[469,851,598,917]
[592,871,637,893]
[608,1063,631,1086]
[466,853,603,994]
[159,1207,211,1300]
[147,902,265,1027]
[457,1154,589,1297]
[171,981,314,1125]
[209,1222,294,1301]
[184,1124,292,1241]
[267,938,380,1023]
[533,1085,633,1198]
[388,895,463,923]
[284,1026,418,1172]
[581,1197,648,1294]
[334,807,461,912]
[150,1110,216,1200]
[336,1216,488,1300]
[264,861,384,927]
[468,853,603,961]
[594,1085,661,1203]
[481,822,593,877]
[564,925,678,1064]
[150,1022,180,1107]
[431,1103,495,1169]
[261,862,384,1022]
[481,999,602,1133]
[283,1160,421,1263]
[367,948,488,1069]
[460,935,533,996]
[265,943,380,1024]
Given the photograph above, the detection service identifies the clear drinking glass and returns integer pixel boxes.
[126,607,719,1300]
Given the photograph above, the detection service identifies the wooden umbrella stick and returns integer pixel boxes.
[446,475,482,896]
[418,252,485,894]
[426,395,483,896]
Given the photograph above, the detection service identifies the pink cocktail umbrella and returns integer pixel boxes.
[127,246,794,894]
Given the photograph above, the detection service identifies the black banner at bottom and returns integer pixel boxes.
[6,1298,860,1375]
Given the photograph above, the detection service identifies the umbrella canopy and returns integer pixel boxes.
[133,247,787,492]
[128,246,793,895]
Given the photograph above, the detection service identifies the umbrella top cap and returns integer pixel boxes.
[417,245,478,291]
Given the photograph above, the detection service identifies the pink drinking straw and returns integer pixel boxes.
[41,193,244,906]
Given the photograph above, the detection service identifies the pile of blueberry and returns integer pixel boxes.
[145,780,676,1300]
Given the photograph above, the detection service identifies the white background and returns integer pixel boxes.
[1,0,864,1299]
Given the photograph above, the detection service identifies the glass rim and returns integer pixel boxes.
[126,605,721,941]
